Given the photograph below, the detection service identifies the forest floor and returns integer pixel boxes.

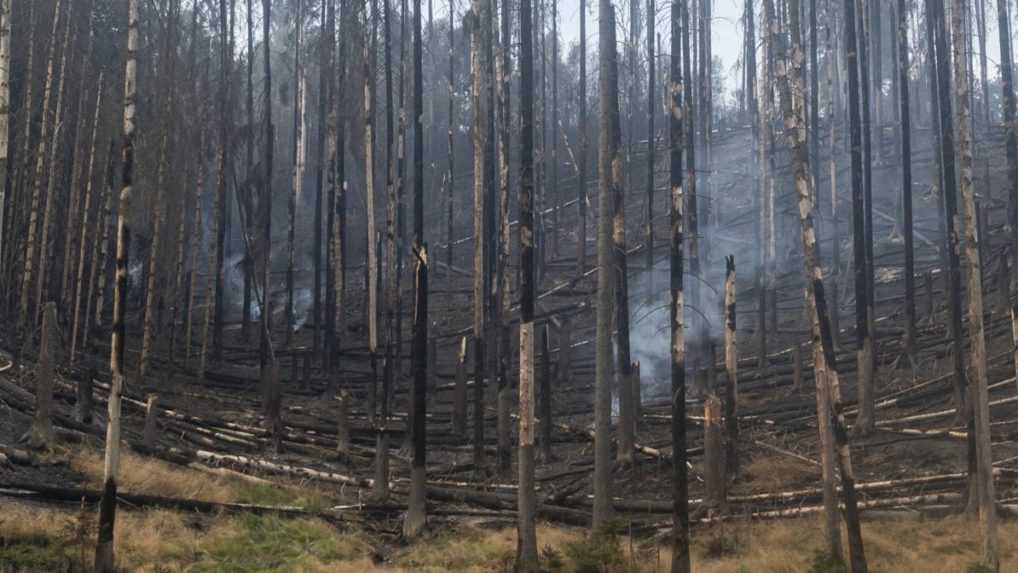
[5,124,1018,571]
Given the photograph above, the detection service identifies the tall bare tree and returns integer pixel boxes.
[668,0,689,569]
[403,0,428,538]
[950,0,998,566]
[94,1,137,569]
[516,0,538,565]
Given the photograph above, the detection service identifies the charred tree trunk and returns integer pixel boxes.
[470,0,490,470]
[289,0,305,351]
[0,0,10,271]
[516,0,538,563]
[71,77,105,365]
[997,0,1018,388]
[950,0,999,566]
[576,0,588,278]
[446,0,455,269]
[593,0,617,528]
[94,2,137,568]
[782,1,866,568]
[851,0,877,437]
[403,0,428,537]
[669,0,690,569]
[365,0,380,425]
[495,0,513,477]
[897,0,917,368]
[18,0,63,340]
[646,0,655,282]
[724,255,738,476]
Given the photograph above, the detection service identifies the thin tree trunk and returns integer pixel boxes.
[471,0,490,470]
[898,0,917,368]
[70,76,105,365]
[668,0,690,568]
[516,0,538,562]
[84,139,116,357]
[724,255,738,476]
[243,0,255,343]
[0,0,11,287]
[141,4,180,380]
[950,0,998,567]
[260,0,275,395]
[17,0,62,339]
[997,0,1018,389]
[495,0,513,477]
[851,0,877,437]
[446,0,455,269]
[94,2,137,568]
[403,0,428,537]
[611,4,635,468]
[365,0,380,425]
[576,0,588,278]
[289,0,305,351]
[593,0,617,528]
[646,0,655,283]
[380,0,396,502]
[781,1,866,568]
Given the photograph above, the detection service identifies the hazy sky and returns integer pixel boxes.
[552,0,747,96]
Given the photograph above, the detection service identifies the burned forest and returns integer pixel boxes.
[7,0,1018,571]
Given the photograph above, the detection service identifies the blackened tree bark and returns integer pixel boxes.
[780,1,867,569]
[95,2,137,569]
[646,0,655,281]
[470,0,490,470]
[576,0,588,277]
[847,0,876,436]
[593,0,617,529]
[516,0,538,564]
[997,0,1018,388]
[611,5,635,468]
[897,0,917,368]
[669,0,689,568]
[950,0,998,566]
[403,0,428,538]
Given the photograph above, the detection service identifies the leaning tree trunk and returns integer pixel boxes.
[33,9,74,336]
[668,0,690,569]
[94,2,137,569]
[516,0,538,565]
[593,0,617,529]
[950,0,999,567]
[70,76,105,365]
[18,0,63,340]
[781,1,867,569]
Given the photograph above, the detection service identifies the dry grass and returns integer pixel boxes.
[5,453,1018,572]
[731,452,821,495]
[67,448,239,503]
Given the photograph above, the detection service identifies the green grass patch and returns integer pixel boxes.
[194,514,356,573]
[231,482,331,512]
[0,533,67,572]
